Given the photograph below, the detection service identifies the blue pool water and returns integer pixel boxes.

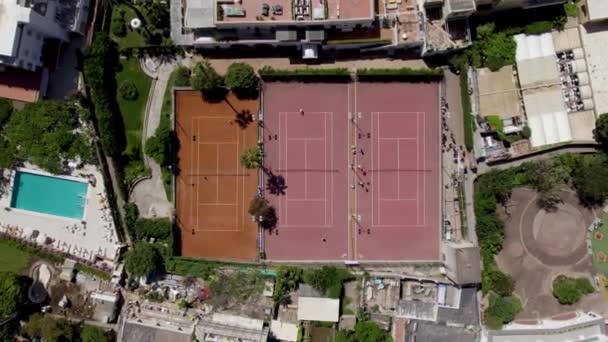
[10,171,88,219]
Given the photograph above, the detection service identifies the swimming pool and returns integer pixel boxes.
[10,171,88,219]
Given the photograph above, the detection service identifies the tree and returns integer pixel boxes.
[134,218,172,241]
[0,98,12,129]
[124,202,140,239]
[145,114,171,165]
[594,114,608,151]
[303,266,351,298]
[524,160,561,208]
[483,294,522,329]
[335,311,391,342]
[552,275,594,305]
[22,314,76,342]
[248,197,269,216]
[173,65,191,87]
[471,23,516,71]
[124,242,162,277]
[273,266,303,305]
[119,80,139,100]
[3,100,92,173]
[191,61,225,101]
[476,169,514,205]
[224,63,259,99]
[80,326,112,342]
[240,146,263,169]
[146,1,169,29]
[0,272,26,318]
[520,125,531,139]
[572,154,608,205]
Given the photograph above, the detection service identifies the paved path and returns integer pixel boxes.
[129,58,188,218]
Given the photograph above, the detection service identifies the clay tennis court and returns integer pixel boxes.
[263,81,440,261]
[175,90,259,261]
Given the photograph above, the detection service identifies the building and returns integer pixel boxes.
[0,0,89,71]
[297,297,340,322]
[442,241,481,285]
[582,0,608,23]
[195,313,269,342]
[482,311,608,342]
[118,317,195,342]
[90,291,121,323]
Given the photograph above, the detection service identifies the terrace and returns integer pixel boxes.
[378,0,422,44]
[215,0,373,24]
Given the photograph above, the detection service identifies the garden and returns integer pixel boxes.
[593,213,608,275]
[110,1,170,49]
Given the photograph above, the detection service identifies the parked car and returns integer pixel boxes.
[262,3,270,16]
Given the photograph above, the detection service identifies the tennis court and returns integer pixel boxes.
[263,81,441,261]
[175,90,259,261]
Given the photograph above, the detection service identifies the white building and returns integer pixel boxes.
[0,0,89,71]
[482,311,608,342]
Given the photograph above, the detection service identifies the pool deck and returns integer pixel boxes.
[0,164,121,267]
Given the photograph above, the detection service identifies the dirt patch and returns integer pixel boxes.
[496,187,608,318]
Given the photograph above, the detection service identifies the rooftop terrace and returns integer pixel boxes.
[216,0,373,24]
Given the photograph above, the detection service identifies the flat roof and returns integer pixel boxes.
[517,56,560,88]
[215,0,373,24]
[515,33,555,62]
[184,0,215,28]
[580,23,608,116]
[587,0,608,21]
[0,0,30,57]
[477,66,522,119]
[297,297,340,322]
[0,67,42,103]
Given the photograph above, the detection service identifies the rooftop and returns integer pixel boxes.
[297,297,340,322]
[0,66,44,103]
[121,321,194,342]
[184,0,215,28]
[586,0,608,21]
[477,66,522,119]
[443,241,481,285]
[196,313,269,342]
[0,0,31,57]
[215,0,373,24]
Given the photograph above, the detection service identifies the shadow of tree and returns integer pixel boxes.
[260,206,278,231]
[266,174,287,195]
[235,110,254,129]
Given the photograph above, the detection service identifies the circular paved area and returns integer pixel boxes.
[520,189,593,266]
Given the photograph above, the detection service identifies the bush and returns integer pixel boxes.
[119,80,139,100]
[356,67,443,82]
[524,21,553,35]
[484,294,522,329]
[145,113,171,165]
[134,218,172,241]
[174,65,191,87]
[552,275,594,305]
[124,242,162,277]
[521,125,531,139]
[124,159,150,186]
[0,98,12,129]
[472,23,516,71]
[124,202,140,239]
[164,258,216,280]
[482,267,514,296]
[594,114,608,151]
[240,146,263,169]
[303,266,351,298]
[273,266,303,305]
[224,63,259,99]
[258,66,351,82]
[111,18,127,37]
[485,115,504,133]
[564,3,577,17]
[191,60,225,101]
[572,154,608,205]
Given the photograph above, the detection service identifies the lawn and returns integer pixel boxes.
[116,57,151,152]
[592,212,608,275]
[110,4,145,48]
[0,241,30,273]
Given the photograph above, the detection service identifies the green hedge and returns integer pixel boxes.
[164,257,262,280]
[75,264,112,281]
[524,21,553,35]
[258,66,351,82]
[459,69,474,151]
[326,38,392,46]
[552,275,594,305]
[0,237,64,264]
[356,67,443,82]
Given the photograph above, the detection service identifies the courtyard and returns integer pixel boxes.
[496,187,608,318]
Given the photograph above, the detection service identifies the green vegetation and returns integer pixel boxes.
[80,326,113,342]
[75,264,112,281]
[145,112,171,166]
[258,66,351,82]
[0,237,63,264]
[124,202,140,240]
[21,315,112,342]
[471,23,517,71]
[116,57,151,150]
[552,275,594,305]
[0,100,92,173]
[571,154,608,205]
[191,60,225,101]
[111,7,127,38]
[124,242,163,277]
[564,3,577,17]
[303,266,351,299]
[356,67,443,82]
[0,271,27,318]
[119,80,139,101]
[485,115,504,133]
[593,213,608,275]
[83,33,124,158]
[594,114,608,151]
[274,266,303,305]
[524,21,554,35]
[326,38,392,46]
[0,240,29,273]
[335,310,391,342]
[240,146,263,169]
[484,294,522,330]
[110,5,145,48]
[224,62,259,99]
[110,2,170,48]
[0,98,13,128]
[521,125,532,139]
[133,218,172,241]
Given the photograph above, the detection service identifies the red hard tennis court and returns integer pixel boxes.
[354,82,440,260]
[263,83,349,261]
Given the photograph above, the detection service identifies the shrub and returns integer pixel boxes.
[240,146,263,169]
[124,159,150,186]
[258,66,351,82]
[124,242,162,277]
[303,266,351,298]
[594,114,608,151]
[111,18,127,37]
[552,275,594,305]
[484,294,522,329]
[134,218,172,241]
[459,69,474,151]
[521,125,531,139]
[273,266,303,305]
[572,154,608,205]
[119,80,139,100]
[524,21,553,35]
[173,65,191,87]
[191,60,225,101]
[472,23,516,71]
[482,267,514,296]
[356,67,443,82]
[145,113,171,165]
[0,98,13,128]
[485,115,504,133]
[564,3,577,17]
[124,202,140,239]
[224,63,259,99]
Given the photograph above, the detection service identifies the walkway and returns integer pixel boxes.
[129,58,187,218]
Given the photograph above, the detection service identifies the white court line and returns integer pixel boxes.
[378,198,419,201]
[324,111,327,226]
[416,111,420,225]
[189,116,195,232]
[304,139,308,199]
[397,137,400,201]
[287,138,326,141]
[422,110,426,226]
[195,142,238,145]
[286,198,328,202]
[378,137,418,141]
[199,203,239,206]
[196,117,200,231]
